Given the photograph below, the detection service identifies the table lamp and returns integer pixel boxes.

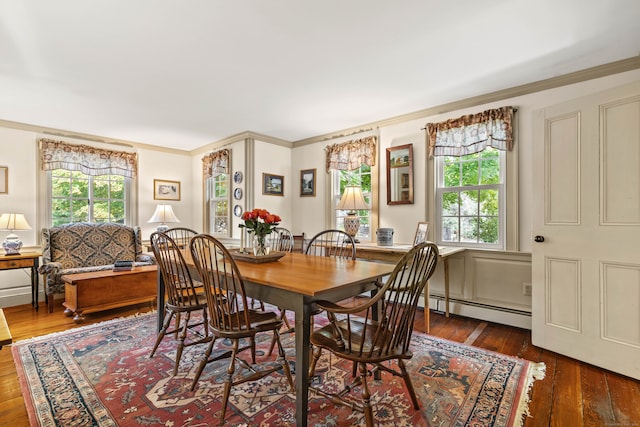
[336,185,369,242]
[0,213,32,255]
[148,204,180,232]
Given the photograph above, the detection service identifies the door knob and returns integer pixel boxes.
[534,235,545,243]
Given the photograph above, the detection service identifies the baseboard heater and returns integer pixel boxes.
[428,294,532,317]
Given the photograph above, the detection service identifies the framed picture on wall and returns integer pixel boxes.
[263,173,284,196]
[300,168,316,197]
[0,166,7,194]
[154,179,181,201]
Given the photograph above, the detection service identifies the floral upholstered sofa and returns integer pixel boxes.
[39,222,155,313]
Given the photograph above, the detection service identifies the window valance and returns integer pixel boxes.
[202,148,230,178]
[325,135,377,172]
[426,106,515,158]
[40,138,138,178]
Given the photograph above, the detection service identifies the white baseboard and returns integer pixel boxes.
[419,295,532,330]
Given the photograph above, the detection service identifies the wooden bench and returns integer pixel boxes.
[0,308,12,349]
[61,265,158,323]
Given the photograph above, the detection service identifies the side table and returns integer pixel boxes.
[0,252,42,311]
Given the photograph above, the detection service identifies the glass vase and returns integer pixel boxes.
[253,234,270,256]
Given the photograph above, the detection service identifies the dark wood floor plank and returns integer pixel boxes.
[469,322,511,353]
[550,354,584,427]
[523,349,556,427]
[580,362,615,426]
[605,370,640,426]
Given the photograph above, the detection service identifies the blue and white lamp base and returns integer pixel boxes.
[2,234,23,255]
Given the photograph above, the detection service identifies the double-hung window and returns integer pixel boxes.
[435,147,505,248]
[205,172,229,235]
[50,170,128,225]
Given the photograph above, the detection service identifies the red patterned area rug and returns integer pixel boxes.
[12,312,544,426]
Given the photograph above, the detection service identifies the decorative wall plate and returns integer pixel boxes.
[233,204,243,217]
[234,171,243,184]
[234,188,243,200]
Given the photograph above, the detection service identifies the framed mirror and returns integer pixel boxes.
[386,144,413,205]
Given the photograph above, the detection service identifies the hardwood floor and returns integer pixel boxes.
[1,301,639,426]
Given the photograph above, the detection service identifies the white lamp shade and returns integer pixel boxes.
[148,204,180,224]
[336,186,369,212]
[0,213,32,231]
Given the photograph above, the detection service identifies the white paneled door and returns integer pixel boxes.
[532,81,640,380]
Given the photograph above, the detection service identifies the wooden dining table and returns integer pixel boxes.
[156,251,395,427]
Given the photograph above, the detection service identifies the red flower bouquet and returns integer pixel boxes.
[239,208,281,255]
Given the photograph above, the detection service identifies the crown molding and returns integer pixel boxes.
[292,56,640,147]
[189,131,292,155]
[0,118,191,155]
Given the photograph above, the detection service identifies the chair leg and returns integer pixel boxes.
[398,358,420,409]
[47,294,54,313]
[174,312,182,339]
[267,308,294,357]
[274,329,295,391]
[359,362,374,427]
[190,338,216,391]
[250,336,257,364]
[174,312,192,376]
[308,345,322,379]
[267,331,278,357]
[202,308,209,337]
[218,341,240,426]
[150,310,174,359]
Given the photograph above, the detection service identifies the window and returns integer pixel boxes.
[202,148,230,237]
[435,147,505,248]
[332,164,372,241]
[49,170,129,225]
[206,172,229,236]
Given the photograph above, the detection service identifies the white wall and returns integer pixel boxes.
[253,140,293,231]
[291,143,327,237]
[0,128,39,307]
[138,147,194,240]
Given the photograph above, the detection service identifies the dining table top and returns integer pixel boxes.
[182,250,396,297]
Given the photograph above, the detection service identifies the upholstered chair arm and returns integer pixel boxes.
[38,262,62,276]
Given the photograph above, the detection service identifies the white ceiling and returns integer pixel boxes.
[1,0,639,151]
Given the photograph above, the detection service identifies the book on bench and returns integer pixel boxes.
[113,260,135,272]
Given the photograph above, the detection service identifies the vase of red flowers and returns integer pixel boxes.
[239,208,281,256]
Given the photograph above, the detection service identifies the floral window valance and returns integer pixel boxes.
[325,135,377,172]
[40,138,138,178]
[426,106,515,158]
[202,148,230,178]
